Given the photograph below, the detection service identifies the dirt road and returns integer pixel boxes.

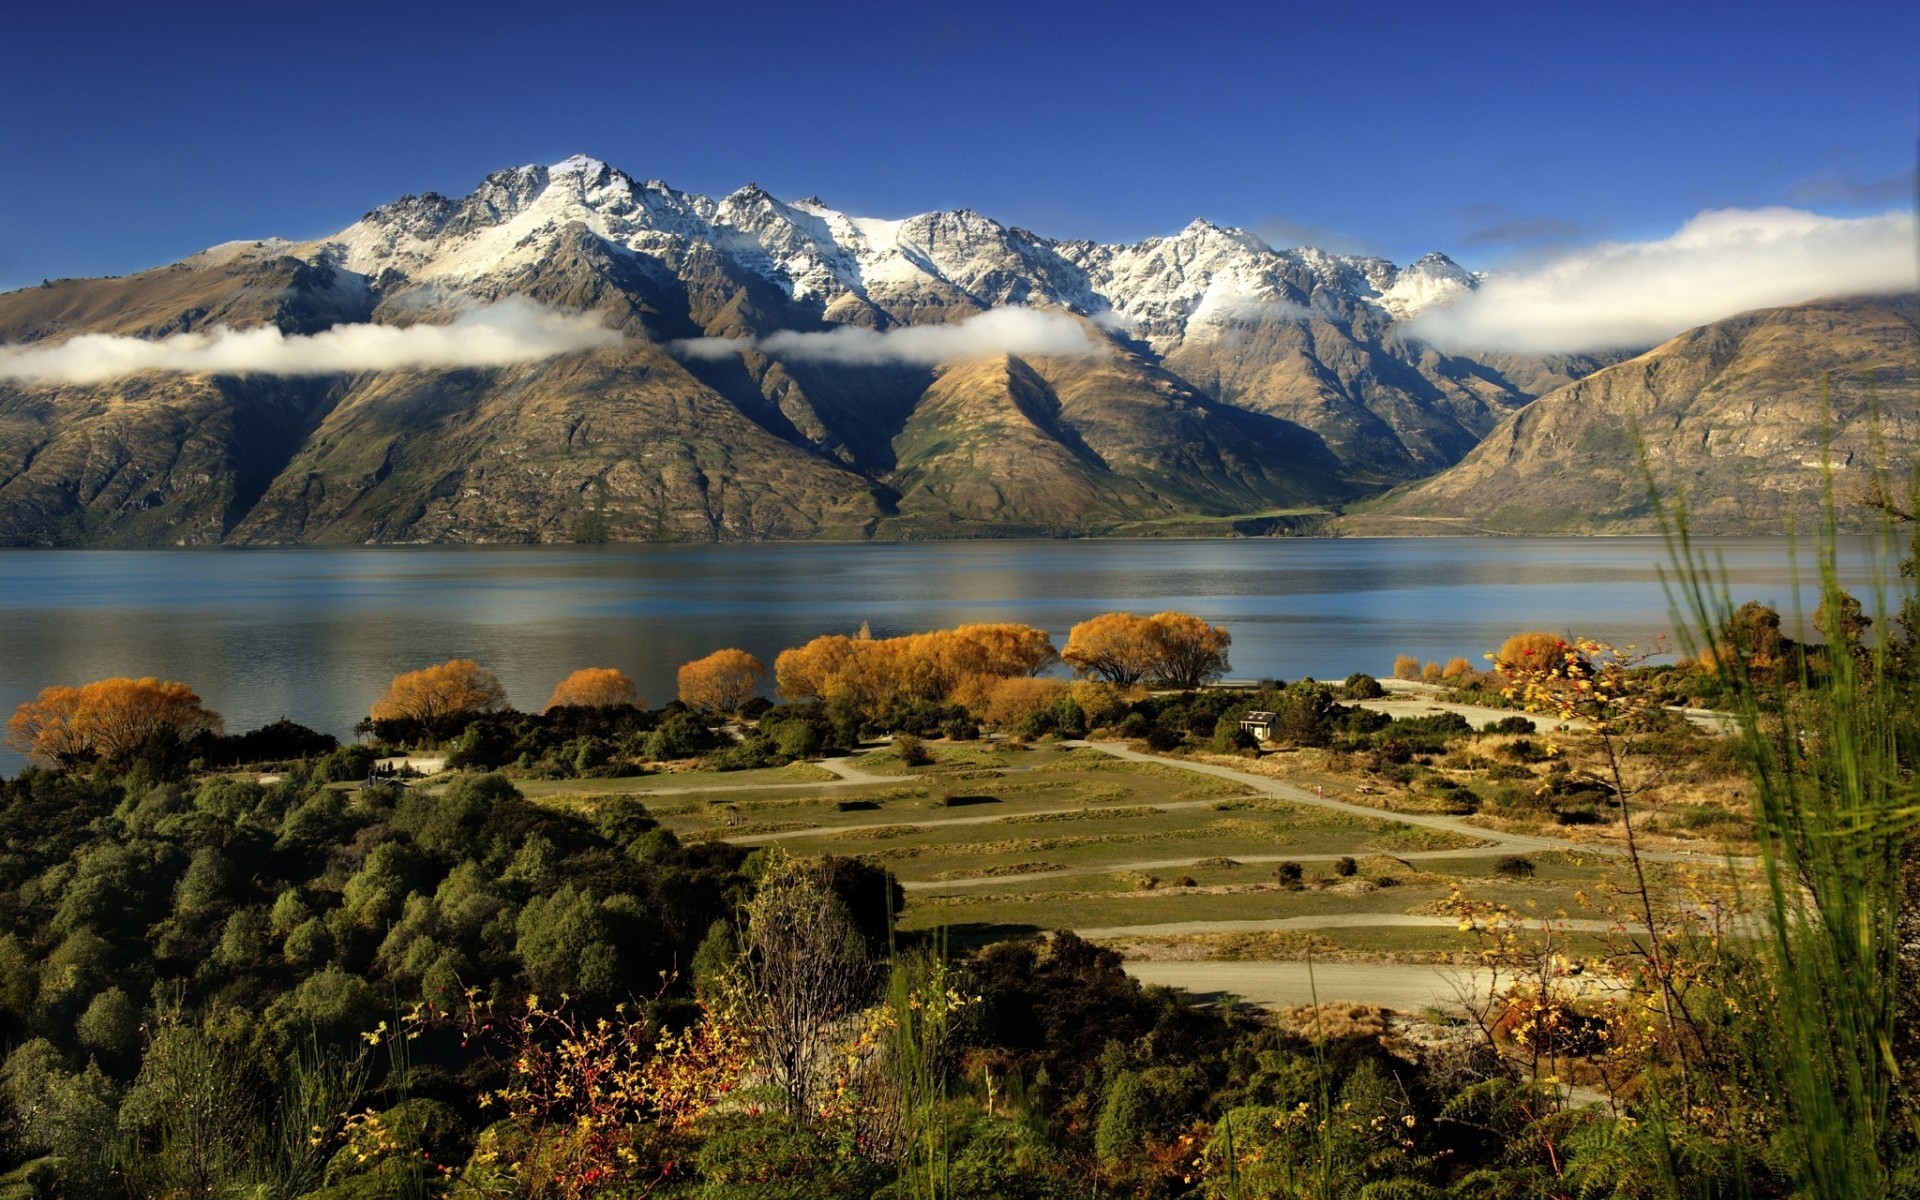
[1125,961,1494,1011]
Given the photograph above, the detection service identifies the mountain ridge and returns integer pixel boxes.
[12,153,1873,546]
[1338,293,1920,535]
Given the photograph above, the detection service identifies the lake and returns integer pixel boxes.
[0,536,1894,773]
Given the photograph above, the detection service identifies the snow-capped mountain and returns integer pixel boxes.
[298,154,1477,350]
[0,155,1614,548]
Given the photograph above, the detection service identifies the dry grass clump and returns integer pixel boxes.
[836,824,923,841]
[1000,806,1162,825]
[1280,1001,1393,1043]
[929,861,1067,881]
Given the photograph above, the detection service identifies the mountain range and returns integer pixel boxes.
[0,154,1902,545]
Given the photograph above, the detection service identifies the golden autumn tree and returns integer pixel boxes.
[369,659,507,736]
[1062,611,1230,689]
[980,677,1069,730]
[932,623,1059,683]
[6,677,222,769]
[772,623,1057,723]
[774,635,863,703]
[1061,613,1161,686]
[543,667,640,711]
[1144,610,1232,689]
[678,649,766,714]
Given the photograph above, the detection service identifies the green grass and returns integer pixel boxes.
[514,760,835,799]
[897,884,1462,934]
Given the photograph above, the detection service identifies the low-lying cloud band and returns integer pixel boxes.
[672,306,1108,366]
[0,299,623,385]
[1408,207,1919,354]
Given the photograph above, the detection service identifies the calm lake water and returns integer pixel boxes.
[0,537,1892,774]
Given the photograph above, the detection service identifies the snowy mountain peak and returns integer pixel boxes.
[549,154,610,177]
[287,156,1479,342]
[1377,251,1479,319]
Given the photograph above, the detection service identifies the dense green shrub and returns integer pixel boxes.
[1344,672,1386,700]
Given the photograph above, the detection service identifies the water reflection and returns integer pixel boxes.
[0,537,1887,774]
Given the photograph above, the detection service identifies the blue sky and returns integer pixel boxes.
[1,0,1914,294]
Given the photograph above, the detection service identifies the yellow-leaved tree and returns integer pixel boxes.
[678,649,766,714]
[369,659,507,737]
[6,677,222,768]
[1062,611,1231,689]
[544,667,640,711]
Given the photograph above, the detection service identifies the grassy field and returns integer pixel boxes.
[508,738,1678,967]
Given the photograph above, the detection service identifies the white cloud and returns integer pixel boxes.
[1407,207,1919,354]
[671,306,1108,366]
[0,298,623,385]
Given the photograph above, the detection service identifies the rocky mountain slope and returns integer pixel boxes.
[1341,295,1920,535]
[0,155,1625,544]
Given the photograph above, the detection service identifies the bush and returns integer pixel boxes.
[317,743,377,782]
[1391,655,1420,680]
[895,734,932,767]
[1387,712,1473,741]
[1333,856,1357,877]
[1276,861,1304,889]
[694,1111,886,1198]
[644,711,722,760]
[766,719,821,760]
[1211,718,1259,754]
[1095,1070,1153,1169]
[1494,855,1536,878]
[1343,673,1385,700]
[1495,630,1568,669]
[1250,683,1337,749]
[1484,715,1536,735]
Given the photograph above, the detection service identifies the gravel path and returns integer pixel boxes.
[1081,740,1739,868]
[1082,913,1621,938]
[1125,961,1495,1011]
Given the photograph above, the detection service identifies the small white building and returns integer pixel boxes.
[1238,711,1277,742]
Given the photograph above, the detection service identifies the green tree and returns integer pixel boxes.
[514,885,634,1002]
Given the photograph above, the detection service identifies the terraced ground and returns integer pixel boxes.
[522,738,1746,1008]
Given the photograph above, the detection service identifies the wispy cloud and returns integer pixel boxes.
[1407,207,1919,354]
[1785,169,1917,208]
[1458,216,1592,250]
[0,299,622,385]
[671,306,1108,366]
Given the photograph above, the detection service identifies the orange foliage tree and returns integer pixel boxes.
[369,659,507,736]
[980,677,1069,730]
[1494,631,1568,669]
[677,649,766,714]
[1060,613,1160,686]
[544,667,640,711]
[1146,610,1233,689]
[1062,611,1231,689]
[774,623,1057,720]
[931,623,1059,681]
[774,635,864,704]
[5,676,222,768]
